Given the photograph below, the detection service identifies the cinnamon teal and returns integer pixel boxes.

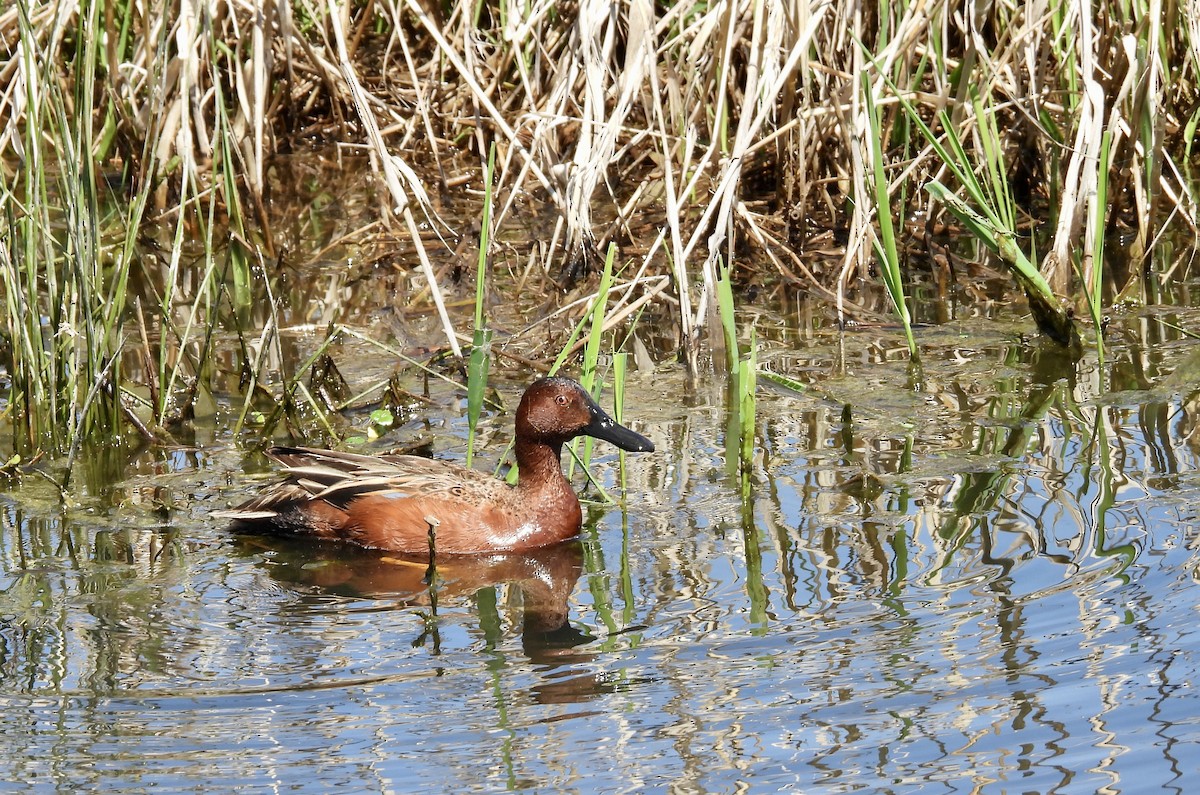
[219,377,654,555]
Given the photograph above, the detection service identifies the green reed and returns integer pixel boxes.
[862,71,917,361]
[889,78,1080,348]
[734,337,766,630]
[1085,129,1114,368]
[971,90,1017,235]
[211,55,254,312]
[717,259,757,487]
[146,182,223,430]
[611,351,630,488]
[2,1,147,462]
[2,0,265,461]
[737,338,758,487]
[466,143,497,466]
[576,244,617,472]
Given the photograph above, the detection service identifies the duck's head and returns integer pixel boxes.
[516,377,655,452]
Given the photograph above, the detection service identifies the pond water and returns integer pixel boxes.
[3,169,1200,792]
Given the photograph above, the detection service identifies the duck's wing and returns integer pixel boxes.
[264,446,426,474]
[218,446,496,520]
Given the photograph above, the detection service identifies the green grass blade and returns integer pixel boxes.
[863,69,917,360]
[466,142,497,466]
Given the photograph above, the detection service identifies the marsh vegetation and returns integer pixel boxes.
[2,0,1197,460]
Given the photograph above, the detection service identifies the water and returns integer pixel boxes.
[3,307,1199,792]
[3,166,1200,791]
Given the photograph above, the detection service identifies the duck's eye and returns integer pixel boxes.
[555,394,569,406]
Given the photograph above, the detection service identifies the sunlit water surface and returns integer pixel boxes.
[2,222,1200,792]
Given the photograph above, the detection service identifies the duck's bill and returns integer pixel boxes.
[584,403,656,453]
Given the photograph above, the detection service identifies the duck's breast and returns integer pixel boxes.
[342,477,580,555]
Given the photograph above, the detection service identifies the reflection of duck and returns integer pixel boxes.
[218,378,654,555]
[240,535,592,663]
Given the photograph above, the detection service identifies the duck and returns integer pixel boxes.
[219,376,655,555]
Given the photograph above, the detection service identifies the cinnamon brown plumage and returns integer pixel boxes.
[218,377,654,555]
